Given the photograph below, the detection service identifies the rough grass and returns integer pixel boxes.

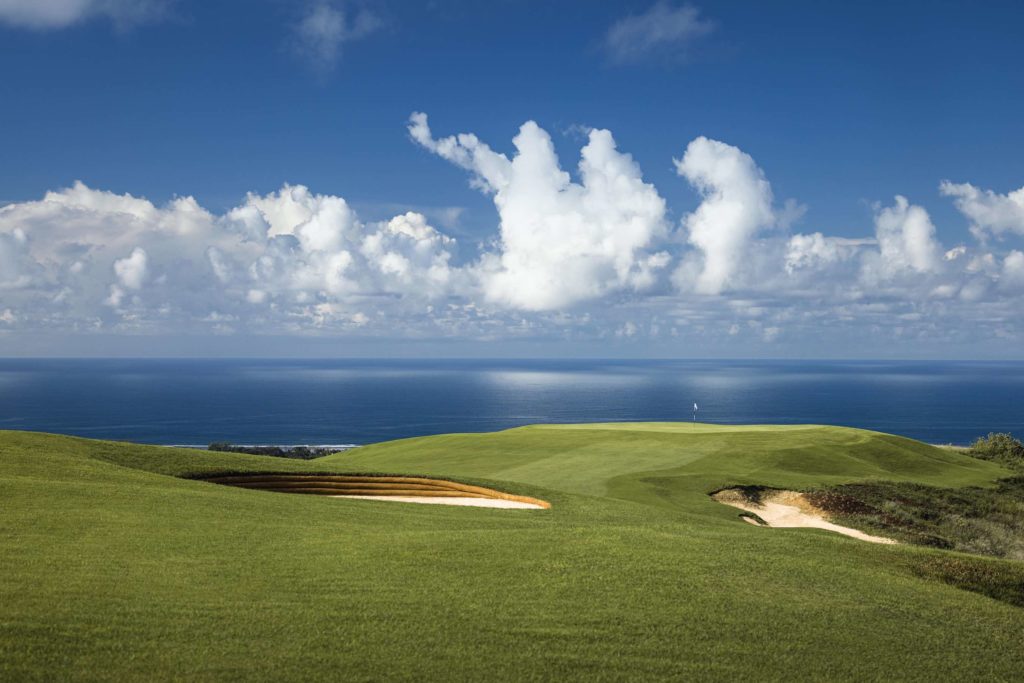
[911,555,1024,608]
[2,425,1023,681]
[806,478,1024,560]
[725,479,1024,607]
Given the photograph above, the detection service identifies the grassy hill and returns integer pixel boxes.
[2,424,1022,681]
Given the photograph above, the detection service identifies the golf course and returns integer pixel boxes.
[2,423,1023,680]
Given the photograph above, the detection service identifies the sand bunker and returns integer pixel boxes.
[335,495,544,509]
[201,474,549,510]
[712,488,895,544]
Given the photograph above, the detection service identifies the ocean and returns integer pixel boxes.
[0,359,1021,446]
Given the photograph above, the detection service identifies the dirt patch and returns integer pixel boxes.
[712,488,896,544]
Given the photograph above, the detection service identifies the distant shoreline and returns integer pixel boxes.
[166,441,975,450]
[169,444,360,449]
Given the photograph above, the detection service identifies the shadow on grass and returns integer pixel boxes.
[911,555,1024,608]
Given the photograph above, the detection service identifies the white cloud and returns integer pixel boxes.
[944,245,967,261]
[785,233,868,274]
[0,181,460,332]
[409,113,668,310]
[359,212,458,298]
[113,247,148,289]
[616,321,639,338]
[0,228,37,289]
[673,136,775,294]
[0,0,169,29]
[604,2,715,64]
[0,115,1021,353]
[292,2,381,71]
[1003,250,1024,290]
[214,185,460,305]
[859,196,943,284]
[940,181,1024,240]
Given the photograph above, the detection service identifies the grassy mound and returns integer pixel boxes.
[2,424,1022,681]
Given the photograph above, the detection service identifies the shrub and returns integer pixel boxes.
[968,433,1024,470]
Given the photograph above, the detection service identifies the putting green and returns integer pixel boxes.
[1,424,1021,681]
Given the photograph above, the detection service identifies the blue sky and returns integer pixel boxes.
[1,0,1022,357]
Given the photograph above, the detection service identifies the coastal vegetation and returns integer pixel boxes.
[968,432,1024,471]
[206,442,353,459]
[713,431,1024,605]
[803,477,1024,560]
[2,424,1023,680]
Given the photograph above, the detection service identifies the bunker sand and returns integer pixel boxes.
[201,474,550,509]
[713,488,896,544]
[336,495,545,509]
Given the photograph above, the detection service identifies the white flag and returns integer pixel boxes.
[693,403,699,411]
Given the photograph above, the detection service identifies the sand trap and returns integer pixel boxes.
[334,495,545,509]
[200,474,550,510]
[712,488,896,544]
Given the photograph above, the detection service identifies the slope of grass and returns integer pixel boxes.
[805,478,1024,559]
[2,424,1022,681]
[334,423,1006,508]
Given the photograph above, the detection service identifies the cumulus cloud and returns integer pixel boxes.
[409,113,669,310]
[867,196,943,278]
[0,0,169,29]
[940,181,1024,240]
[0,181,460,333]
[604,2,715,64]
[0,228,38,289]
[292,2,381,71]
[113,247,148,290]
[1003,251,1024,290]
[673,137,775,294]
[785,233,868,274]
[212,185,460,308]
[1,114,1021,353]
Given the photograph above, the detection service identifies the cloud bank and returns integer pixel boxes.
[1,114,1021,352]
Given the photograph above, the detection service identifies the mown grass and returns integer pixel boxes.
[911,555,1024,608]
[2,425,1023,681]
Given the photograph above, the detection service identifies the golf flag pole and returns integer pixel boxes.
[693,402,698,423]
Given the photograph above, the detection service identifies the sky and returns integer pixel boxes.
[0,0,1022,358]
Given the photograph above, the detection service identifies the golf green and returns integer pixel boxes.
[2,424,1022,681]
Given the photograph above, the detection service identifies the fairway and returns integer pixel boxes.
[2,424,1022,681]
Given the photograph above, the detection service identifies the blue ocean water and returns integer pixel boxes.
[0,359,1021,446]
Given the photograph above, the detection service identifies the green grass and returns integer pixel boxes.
[2,424,1023,681]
